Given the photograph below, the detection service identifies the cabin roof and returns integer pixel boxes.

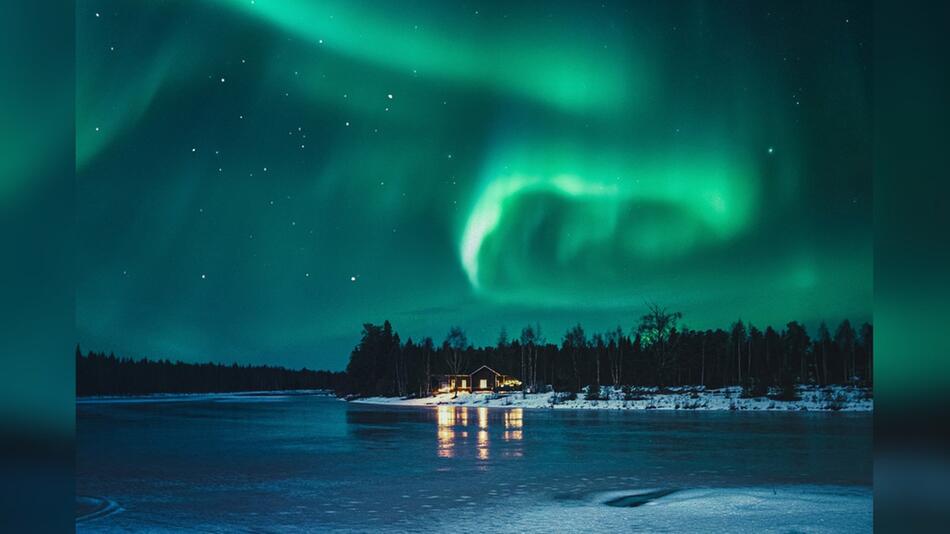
[469,365,503,376]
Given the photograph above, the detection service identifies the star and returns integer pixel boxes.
[350,276,357,282]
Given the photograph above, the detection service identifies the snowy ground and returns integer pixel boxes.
[77,486,871,534]
[463,485,872,534]
[353,385,872,411]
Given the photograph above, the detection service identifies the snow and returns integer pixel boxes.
[481,485,872,533]
[353,385,872,411]
[75,485,871,533]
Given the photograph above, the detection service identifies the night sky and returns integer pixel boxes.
[76,1,871,370]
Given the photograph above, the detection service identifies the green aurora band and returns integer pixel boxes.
[70,1,871,368]
[461,143,759,300]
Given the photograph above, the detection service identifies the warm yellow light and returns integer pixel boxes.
[504,408,523,429]
[437,405,455,427]
[477,430,489,460]
[503,430,523,441]
[437,428,455,458]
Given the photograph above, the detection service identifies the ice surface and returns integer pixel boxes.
[77,394,871,532]
[486,486,873,533]
[76,390,332,404]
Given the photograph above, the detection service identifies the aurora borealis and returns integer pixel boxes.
[75,0,871,369]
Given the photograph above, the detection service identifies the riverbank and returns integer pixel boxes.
[76,389,334,404]
[353,385,872,411]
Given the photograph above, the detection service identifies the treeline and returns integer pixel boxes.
[76,347,346,396]
[343,305,872,398]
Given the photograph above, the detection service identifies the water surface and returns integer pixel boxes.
[76,394,872,532]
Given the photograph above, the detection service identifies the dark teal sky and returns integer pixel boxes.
[76,1,871,370]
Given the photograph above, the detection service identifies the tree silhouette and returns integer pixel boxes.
[638,304,682,386]
[79,311,874,399]
[562,324,587,392]
[835,319,856,383]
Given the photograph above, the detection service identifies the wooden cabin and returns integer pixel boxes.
[470,365,521,392]
[432,374,472,394]
[432,366,521,395]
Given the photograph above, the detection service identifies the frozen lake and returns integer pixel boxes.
[76,393,872,532]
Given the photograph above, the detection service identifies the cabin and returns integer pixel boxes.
[432,374,471,394]
[432,366,521,394]
[470,365,520,392]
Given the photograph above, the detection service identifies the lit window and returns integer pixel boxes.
[480,379,488,389]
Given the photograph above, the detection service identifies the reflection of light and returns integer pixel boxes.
[503,430,523,441]
[438,428,455,458]
[504,408,523,429]
[477,430,489,460]
[437,405,455,427]
[460,407,469,427]
[437,406,456,458]
[478,407,488,429]
[503,409,523,442]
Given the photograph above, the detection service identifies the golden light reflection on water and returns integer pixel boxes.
[437,406,456,458]
[504,409,523,429]
[436,406,522,460]
[437,405,455,427]
[477,430,489,460]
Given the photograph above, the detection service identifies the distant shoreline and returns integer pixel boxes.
[352,385,873,412]
[76,389,335,403]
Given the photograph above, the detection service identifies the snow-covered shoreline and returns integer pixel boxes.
[352,385,873,412]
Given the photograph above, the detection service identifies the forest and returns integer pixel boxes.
[76,347,346,396]
[75,305,871,398]
[343,305,872,399]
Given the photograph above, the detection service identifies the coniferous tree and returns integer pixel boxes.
[519,325,535,396]
[562,324,587,392]
[859,322,873,385]
[835,320,856,383]
[79,311,874,399]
